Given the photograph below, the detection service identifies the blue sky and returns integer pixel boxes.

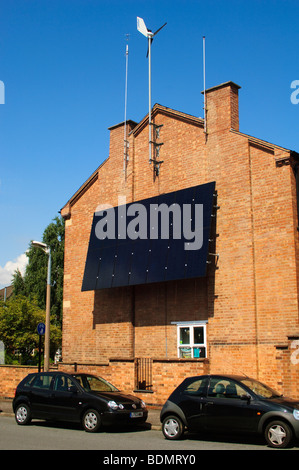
[0,0,298,289]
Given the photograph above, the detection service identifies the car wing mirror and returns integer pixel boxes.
[240,393,251,402]
[68,385,78,394]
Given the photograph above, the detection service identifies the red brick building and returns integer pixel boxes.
[60,81,299,404]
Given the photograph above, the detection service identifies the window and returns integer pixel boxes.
[182,377,207,396]
[24,374,37,388]
[31,374,54,390]
[74,374,118,392]
[176,322,207,358]
[208,377,247,399]
[54,375,77,392]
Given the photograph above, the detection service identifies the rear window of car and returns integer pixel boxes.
[182,377,207,396]
[33,375,54,389]
[23,374,54,390]
[23,375,37,387]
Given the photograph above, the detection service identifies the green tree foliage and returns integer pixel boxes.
[12,268,26,295]
[12,216,65,327]
[7,216,64,365]
[0,296,61,365]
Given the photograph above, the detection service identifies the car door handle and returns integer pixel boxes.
[206,401,214,405]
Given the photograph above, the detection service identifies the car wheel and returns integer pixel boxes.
[162,415,184,440]
[265,420,293,448]
[82,409,101,433]
[15,403,31,425]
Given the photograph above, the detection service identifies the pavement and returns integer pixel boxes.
[0,398,162,430]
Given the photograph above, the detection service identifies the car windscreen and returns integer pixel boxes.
[240,378,282,398]
[73,374,119,392]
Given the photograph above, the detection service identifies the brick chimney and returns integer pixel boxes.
[108,120,137,164]
[204,81,241,134]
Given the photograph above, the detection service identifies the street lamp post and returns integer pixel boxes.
[32,241,51,372]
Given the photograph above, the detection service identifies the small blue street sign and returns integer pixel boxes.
[37,322,46,335]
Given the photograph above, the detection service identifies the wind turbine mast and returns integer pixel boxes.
[137,17,167,164]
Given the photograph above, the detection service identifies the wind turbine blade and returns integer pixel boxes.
[137,17,148,37]
[153,22,167,36]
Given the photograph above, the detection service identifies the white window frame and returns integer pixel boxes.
[174,321,207,359]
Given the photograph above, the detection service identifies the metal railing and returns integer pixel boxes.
[134,357,153,391]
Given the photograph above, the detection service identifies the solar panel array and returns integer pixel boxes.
[82,181,216,291]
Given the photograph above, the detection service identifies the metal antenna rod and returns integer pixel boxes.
[137,17,166,164]
[203,36,207,135]
[123,41,129,173]
[148,33,152,163]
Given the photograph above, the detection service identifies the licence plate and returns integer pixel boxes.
[130,411,143,418]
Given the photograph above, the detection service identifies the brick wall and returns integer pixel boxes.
[1,344,298,403]
[0,365,38,398]
[59,359,209,405]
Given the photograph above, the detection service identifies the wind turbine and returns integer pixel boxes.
[137,17,167,163]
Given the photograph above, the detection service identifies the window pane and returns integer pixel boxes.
[208,378,246,398]
[241,378,279,398]
[54,375,67,391]
[194,326,204,344]
[55,375,78,392]
[179,347,192,358]
[193,347,206,358]
[87,375,115,392]
[180,327,190,345]
[208,378,227,397]
[24,374,36,387]
[32,374,53,390]
[183,378,207,396]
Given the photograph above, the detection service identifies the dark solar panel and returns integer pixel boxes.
[82,181,216,290]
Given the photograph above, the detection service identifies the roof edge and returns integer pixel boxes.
[230,128,292,153]
[60,158,108,218]
[132,103,204,137]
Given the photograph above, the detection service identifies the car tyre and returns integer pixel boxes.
[82,409,101,432]
[162,415,184,440]
[264,420,293,448]
[15,403,31,425]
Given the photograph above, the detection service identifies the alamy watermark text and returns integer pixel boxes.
[0,81,4,104]
[291,80,299,104]
[95,196,204,251]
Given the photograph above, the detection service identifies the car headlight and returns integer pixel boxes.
[108,400,119,410]
[293,409,299,420]
[140,400,146,409]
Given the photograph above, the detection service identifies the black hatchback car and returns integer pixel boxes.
[160,374,299,448]
[13,371,147,432]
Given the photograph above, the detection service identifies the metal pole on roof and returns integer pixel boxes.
[203,36,207,135]
[137,17,167,164]
[148,33,152,163]
[123,41,129,173]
